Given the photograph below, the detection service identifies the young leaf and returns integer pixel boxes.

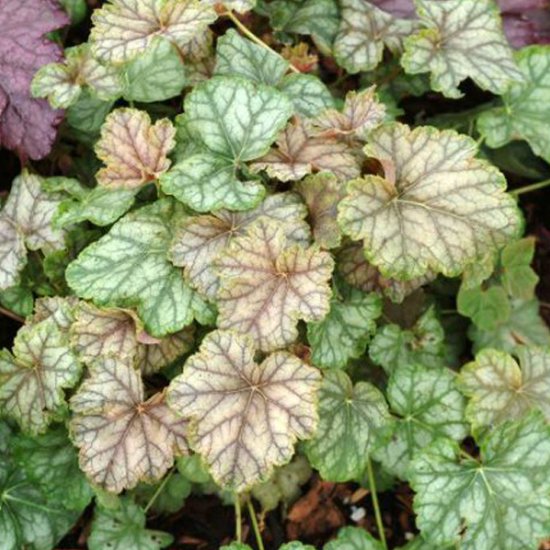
[31,44,123,109]
[457,285,511,330]
[90,0,217,64]
[338,123,523,280]
[133,473,191,515]
[373,363,468,479]
[66,200,205,338]
[95,108,176,189]
[167,330,321,491]
[311,86,386,141]
[160,76,293,211]
[0,317,81,434]
[12,425,93,511]
[458,347,550,430]
[401,0,523,98]
[477,46,550,163]
[304,370,391,481]
[334,0,416,73]
[122,37,187,103]
[169,192,310,300]
[324,526,385,550]
[295,173,344,250]
[88,497,173,550]
[369,307,446,374]
[214,29,289,86]
[215,219,334,351]
[500,237,539,300]
[470,298,550,354]
[0,0,68,159]
[410,411,550,549]
[70,358,188,493]
[307,288,382,369]
[252,118,361,182]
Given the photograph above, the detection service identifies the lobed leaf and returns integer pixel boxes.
[167,330,321,492]
[95,108,176,189]
[305,370,391,481]
[70,358,188,493]
[338,123,523,280]
[458,347,550,430]
[401,0,523,98]
[90,0,217,64]
[215,219,334,351]
[0,317,82,434]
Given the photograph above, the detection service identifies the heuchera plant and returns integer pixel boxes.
[1,0,550,548]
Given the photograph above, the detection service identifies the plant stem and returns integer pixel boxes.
[511,178,550,196]
[223,11,300,74]
[246,497,265,550]
[235,495,243,543]
[143,468,174,514]
[366,457,388,550]
[0,306,24,324]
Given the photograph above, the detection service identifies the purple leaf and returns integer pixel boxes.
[369,0,415,18]
[502,11,550,48]
[497,0,549,14]
[0,0,69,160]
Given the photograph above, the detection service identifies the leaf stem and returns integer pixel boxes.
[235,495,243,543]
[223,11,300,74]
[511,178,550,196]
[246,497,265,550]
[143,468,174,514]
[0,305,25,324]
[366,457,388,550]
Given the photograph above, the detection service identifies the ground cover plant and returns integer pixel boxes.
[1,0,550,548]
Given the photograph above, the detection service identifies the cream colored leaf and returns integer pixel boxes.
[334,0,416,73]
[295,173,343,249]
[312,86,386,141]
[0,217,25,290]
[167,330,321,491]
[28,296,81,331]
[0,317,82,434]
[251,119,360,182]
[135,328,194,375]
[169,193,310,300]
[95,108,175,189]
[401,0,523,98]
[90,0,217,64]
[338,123,523,280]
[70,358,188,493]
[215,219,334,351]
[458,347,550,430]
[70,302,139,365]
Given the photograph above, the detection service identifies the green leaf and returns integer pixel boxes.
[123,37,186,102]
[373,363,468,479]
[307,288,382,369]
[457,285,511,330]
[70,358,188,492]
[133,473,191,515]
[169,192,309,300]
[410,411,550,549]
[338,123,523,280]
[66,200,206,338]
[0,317,81,434]
[281,543,316,550]
[214,29,289,86]
[90,0,217,64]
[59,0,87,24]
[66,91,114,135]
[0,282,34,318]
[500,237,539,300]
[215,219,334,352]
[458,347,550,430]
[324,526,384,550]
[161,76,292,211]
[369,307,446,374]
[470,299,550,354]
[278,73,335,118]
[0,454,78,550]
[401,0,523,99]
[477,46,550,163]
[334,0,416,73]
[167,330,321,492]
[305,370,391,481]
[221,544,253,550]
[88,497,173,550]
[12,425,93,511]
